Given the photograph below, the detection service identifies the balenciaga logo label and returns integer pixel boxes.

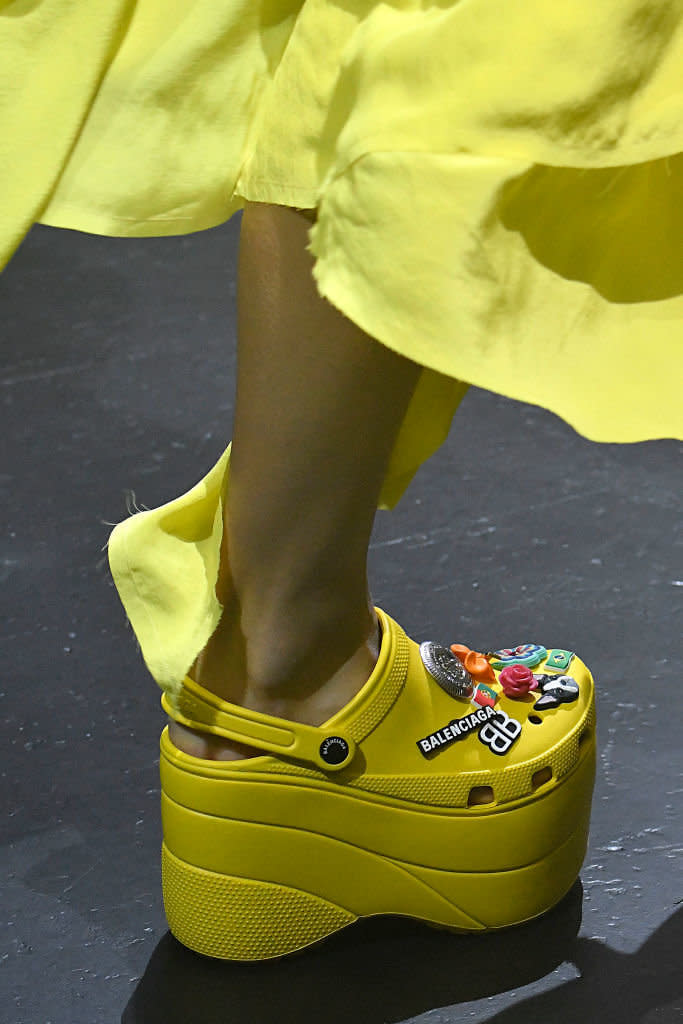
[478,708,522,755]
[417,705,498,757]
[319,736,350,766]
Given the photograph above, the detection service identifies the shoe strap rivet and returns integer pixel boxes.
[319,735,351,767]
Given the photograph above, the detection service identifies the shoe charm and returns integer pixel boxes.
[478,708,522,756]
[450,644,497,683]
[420,642,473,698]
[472,682,498,708]
[416,706,521,758]
[532,674,580,710]
[499,664,538,699]
[490,644,547,670]
[416,705,498,756]
[545,649,575,672]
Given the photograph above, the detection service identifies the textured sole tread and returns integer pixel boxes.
[162,843,356,961]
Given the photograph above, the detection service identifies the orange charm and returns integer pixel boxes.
[450,644,497,684]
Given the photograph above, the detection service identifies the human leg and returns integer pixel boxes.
[169,201,422,759]
[157,201,597,959]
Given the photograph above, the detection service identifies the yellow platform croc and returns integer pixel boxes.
[159,606,596,961]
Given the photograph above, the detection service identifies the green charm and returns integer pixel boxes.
[545,649,574,672]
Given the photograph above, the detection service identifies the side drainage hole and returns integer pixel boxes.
[528,715,543,725]
[468,786,495,807]
[531,767,553,790]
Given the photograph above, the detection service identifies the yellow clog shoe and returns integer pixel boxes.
[160,607,596,961]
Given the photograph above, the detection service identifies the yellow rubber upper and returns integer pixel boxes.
[162,606,595,809]
[162,677,357,772]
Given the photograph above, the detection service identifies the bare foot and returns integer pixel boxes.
[167,613,382,760]
[167,720,263,760]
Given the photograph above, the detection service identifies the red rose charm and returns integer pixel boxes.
[499,664,538,698]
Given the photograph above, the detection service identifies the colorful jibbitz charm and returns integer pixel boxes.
[472,683,498,708]
[478,708,522,756]
[450,644,497,683]
[420,642,474,699]
[544,649,575,672]
[532,674,580,710]
[498,664,538,699]
[490,644,547,670]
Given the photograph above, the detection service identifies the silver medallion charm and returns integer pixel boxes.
[420,641,473,699]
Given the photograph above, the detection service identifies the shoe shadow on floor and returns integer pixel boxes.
[121,888,683,1024]
[122,887,582,1023]
[119,880,575,1023]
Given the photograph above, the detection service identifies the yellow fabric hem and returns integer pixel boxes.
[38,198,244,240]
[108,446,230,692]
[307,148,683,444]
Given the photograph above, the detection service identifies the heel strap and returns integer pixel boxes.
[162,675,356,772]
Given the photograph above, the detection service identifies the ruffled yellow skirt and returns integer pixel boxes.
[3,0,682,693]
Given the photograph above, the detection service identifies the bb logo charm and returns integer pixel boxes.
[478,709,522,756]
[532,674,579,711]
[416,706,521,758]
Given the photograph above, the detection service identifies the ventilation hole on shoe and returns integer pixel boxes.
[578,729,592,750]
[531,766,553,790]
[528,715,543,725]
[468,786,495,806]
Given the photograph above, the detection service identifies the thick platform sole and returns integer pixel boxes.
[160,737,595,961]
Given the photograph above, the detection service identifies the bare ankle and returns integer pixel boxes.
[243,598,379,696]
[196,588,377,689]
[170,606,381,760]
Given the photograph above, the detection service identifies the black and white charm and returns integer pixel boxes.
[416,706,522,758]
[478,708,522,756]
[532,674,580,711]
[420,641,473,699]
[416,705,498,756]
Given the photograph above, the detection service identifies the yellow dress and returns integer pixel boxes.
[3,0,682,694]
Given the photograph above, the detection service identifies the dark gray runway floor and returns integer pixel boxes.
[2,217,681,1024]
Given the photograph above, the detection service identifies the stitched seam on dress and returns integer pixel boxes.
[340,132,678,162]
[234,179,320,191]
[108,215,200,222]
[313,138,680,201]
[230,5,311,204]
[230,126,680,199]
